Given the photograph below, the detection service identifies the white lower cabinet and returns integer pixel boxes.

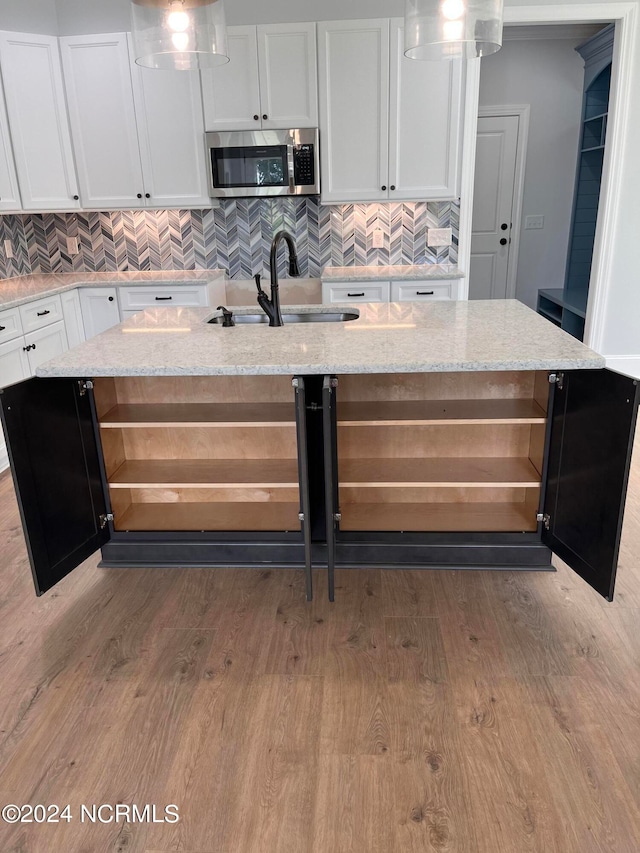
[323,281,391,304]
[391,281,454,302]
[0,335,30,387]
[24,321,68,373]
[61,290,86,348]
[79,288,121,339]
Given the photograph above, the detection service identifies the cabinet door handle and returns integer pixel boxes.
[73,195,79,201]
[137,193,143,199]
[500,238,508,246]
[381,185,387,191]
[108,296,114,302]
[23,345,30,352]
[145,193,150,199]
[390,185,396,191]
[347,292,365,298]
[155,296,173,301]
[416,290,434,296]
[0,325,5,331]
[253,114,259,121]
[36,310,50,317]
[262,114,268,120]
[31,343,36,350]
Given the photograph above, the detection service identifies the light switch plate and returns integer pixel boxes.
[372,229,384,248]
[427,228,452,247]
[66,236,79,256]
[3,239,13,259]
[525,215,544,230]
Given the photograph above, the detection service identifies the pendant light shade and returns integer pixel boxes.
[405,0,504,60]
[131,0,229,71]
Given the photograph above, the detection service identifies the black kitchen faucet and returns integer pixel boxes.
[254,230,301,326]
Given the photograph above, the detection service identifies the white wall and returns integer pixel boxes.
[0,0,57,34]
[478,38,585,309]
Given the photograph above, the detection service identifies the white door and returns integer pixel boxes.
[469,115,519,300]
[61,34,145,209]
[257,23,318,129]
[201,26,261,132]
[79,288,121,339]
[24,322,69,375]
[388,19,463,201]
[0,76,21,211]
[0,31,80,211]
[128,37,209,208]
[318,20,390,204]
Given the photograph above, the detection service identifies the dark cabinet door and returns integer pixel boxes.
[543,368,639,600]
[0,378,109,596]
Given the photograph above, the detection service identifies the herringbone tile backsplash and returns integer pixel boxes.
[0,199,459,280]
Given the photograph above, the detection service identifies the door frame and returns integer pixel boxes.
[458,1,637,353]
[473,105,530,300]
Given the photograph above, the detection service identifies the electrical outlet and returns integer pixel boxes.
[525,215,544,230]
[3,239,13,259]
[372,229,384,248]
[66,236,79,255]
[427,228,452,247]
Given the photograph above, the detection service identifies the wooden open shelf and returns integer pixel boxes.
[115,501,301,532]
[109,459,299,489]
[337,398,547,426]
[340,501,538,532]
[100,402,296,429]
[339,457,541,488]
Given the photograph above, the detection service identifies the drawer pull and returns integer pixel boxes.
[155,296,173,301]
[0,325,5,331]
[347,292,366,298]
[416,290,435,296]
[23,344,36,352]
[36,310,51,317]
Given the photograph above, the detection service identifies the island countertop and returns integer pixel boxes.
[36,300,606,378]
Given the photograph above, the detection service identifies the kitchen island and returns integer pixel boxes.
[1,300,637,603]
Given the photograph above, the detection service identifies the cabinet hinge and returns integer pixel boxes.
[99,513,114,529]
[292,378,300,389]
[548,372,564,390]
[298,512,305,522]
[333,512,342,523]
[537,512,551,530]
[78,379,94,396]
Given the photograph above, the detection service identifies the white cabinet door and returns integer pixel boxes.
[79,288,121,339]
[257,23,318,129]
[60,34,145,210]
[129,38,209,209]
[201,26,261,132]
[61,289,86,348]
[24,321,69,375]
[0,335,30,388]
[0,74,21,212]
[0,31,80,211]
[389,20,463,201]
[318,20,390,204]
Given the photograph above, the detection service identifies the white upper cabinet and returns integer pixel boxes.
[388,19,462,200]
[0,72,21,212]
[257,24,318,129]
[202,23,318,131]
[201,26,261,132]
[128,37,209,208]
[0,32,80,211]
[60,34,145,209]
[318,20,390,204]
[318,19,464,204]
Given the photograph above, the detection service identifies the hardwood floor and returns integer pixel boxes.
[0,437,639,852]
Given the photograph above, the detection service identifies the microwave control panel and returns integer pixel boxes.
[293,145,316,186]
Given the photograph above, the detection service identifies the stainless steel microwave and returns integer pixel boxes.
[206,128,320,198]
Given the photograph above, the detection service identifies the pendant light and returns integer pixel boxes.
[405,0,504,60]
[131,0,229,70]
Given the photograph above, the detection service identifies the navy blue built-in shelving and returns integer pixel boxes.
[537,25,614,340]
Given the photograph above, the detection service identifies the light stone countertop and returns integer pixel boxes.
[37,299,605,378]
[321,264,464,281]
[0,270,227,311]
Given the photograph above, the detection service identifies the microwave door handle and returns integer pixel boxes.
[287,145,295,194]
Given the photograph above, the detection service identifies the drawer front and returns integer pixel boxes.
[24,321,69,375]
[323,282,390,304]
[119,285,209,311]
[0,306,23,344]
[391,281,454,302]
[19,294,64,333]
[0,336,30,388]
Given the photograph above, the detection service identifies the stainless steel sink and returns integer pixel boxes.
[209,311,359,325]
